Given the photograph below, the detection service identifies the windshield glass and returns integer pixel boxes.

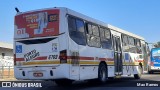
[152,49,160,59]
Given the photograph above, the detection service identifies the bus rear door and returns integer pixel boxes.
[113,36,123,75]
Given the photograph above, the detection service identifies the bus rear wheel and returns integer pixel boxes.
[148,67,153,74]
[55,79,73,86]
[134,65,142,79]
[98,63,108,83]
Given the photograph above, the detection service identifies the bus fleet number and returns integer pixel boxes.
[48,55,58,60]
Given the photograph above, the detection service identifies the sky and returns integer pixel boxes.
[0,0,160,45]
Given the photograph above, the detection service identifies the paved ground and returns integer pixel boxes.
[0,73,160,90]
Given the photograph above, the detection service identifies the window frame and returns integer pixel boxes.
[85,22,101,48]
[100,27,112,49]
[122,34,129,46]
[68,15,87,46]
[2,53,5,59]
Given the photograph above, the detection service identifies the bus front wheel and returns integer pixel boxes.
[148,67,153,74]
[148,71,153,74]
[98,63,108,83]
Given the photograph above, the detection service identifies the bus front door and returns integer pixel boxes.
[113,36,123,75]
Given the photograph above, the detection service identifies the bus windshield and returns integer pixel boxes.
[152,49,160,59]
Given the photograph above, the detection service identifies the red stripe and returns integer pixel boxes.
[68,56,114,61]
[67,56,74,59]
[34,56,47,60]
[107,58,114,61]
[16,56,47,61]
[99,58,114,61]
[16,58,24,61]
[16,56,114,61]
[137,60,144,62]
[67,56,94,60]
[79,57,94,60]
[134,58,144,62]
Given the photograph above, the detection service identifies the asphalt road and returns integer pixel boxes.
[1,73,160,90]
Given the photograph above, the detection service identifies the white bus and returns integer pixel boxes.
[14,7,149,85]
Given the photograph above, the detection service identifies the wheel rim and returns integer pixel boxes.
[100,66,106,82]
[138,65,142,76]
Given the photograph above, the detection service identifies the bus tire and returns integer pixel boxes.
[108,77,115,80]
[98,63,108,83]
[148,71,153,74]
[148,67,153,74]
[134,64,143,79]
[55,79,73,86]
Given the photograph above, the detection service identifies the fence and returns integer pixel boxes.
[0,66,15,79]
[0,57,15,79]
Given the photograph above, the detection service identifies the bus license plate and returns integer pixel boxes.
[33,72,43,77]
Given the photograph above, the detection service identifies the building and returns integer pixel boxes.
[0,42,13,67]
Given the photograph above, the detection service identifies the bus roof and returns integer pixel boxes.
[107,24,145,40]
[15,7,145,40]
[66,8,145,40]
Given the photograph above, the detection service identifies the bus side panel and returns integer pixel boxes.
[14,65,70,80]
[78,47,115,80]
[68,37,79,80]
[102,50,115,77]
[79,45,98,80]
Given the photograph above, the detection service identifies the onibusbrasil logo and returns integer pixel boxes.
[1,81,43,88]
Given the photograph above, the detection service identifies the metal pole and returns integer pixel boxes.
[0,65,1,79]
[8,66,10,78]
[2,65,4,79]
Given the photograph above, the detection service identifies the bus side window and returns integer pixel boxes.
[86,23,93,35]
[68,16,76,31]
[100,27,112,49]
[136,39,142,54]
[68,16,86,45]
[86,23,100,47]
[128,36,136,53]
[122,34,129,52]
[92,24,99,36]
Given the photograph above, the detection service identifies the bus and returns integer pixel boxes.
[14,7,150,85]
[148,48,160,74]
